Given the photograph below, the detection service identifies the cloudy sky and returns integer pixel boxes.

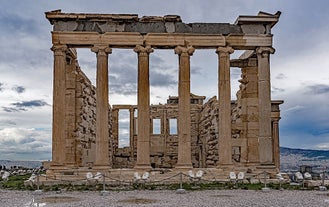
[0,0,328,160]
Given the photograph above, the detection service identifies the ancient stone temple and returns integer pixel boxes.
[45,10,283,178]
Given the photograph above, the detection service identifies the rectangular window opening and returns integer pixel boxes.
[153,119,161,134]
[118,109,130,148]
[169,118,177,135]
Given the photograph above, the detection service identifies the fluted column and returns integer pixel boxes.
[175,45,195,168]
[91,45,112,168]
[272,118,280,171]
[216,46,234,166]
[51,44,67,167]
[129,107,135,158]
[256,46,275,164]
[134,45,153,169]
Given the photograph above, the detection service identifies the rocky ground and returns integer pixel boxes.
[1,189,329,207]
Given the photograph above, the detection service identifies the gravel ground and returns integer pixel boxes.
[1,189,329,207]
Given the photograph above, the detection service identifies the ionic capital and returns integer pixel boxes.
[133,45,154,56]
[272,117,281,123]
[91,45,112,56]
[174,45,195,56]
[216,46,234,57]
[256,47,275,58]
[51,44,67,56]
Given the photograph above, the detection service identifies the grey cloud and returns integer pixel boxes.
[110,83,136,96]
[12,86,25,94]
[150,71,177,87]
[3,100,49,112]
[191,66,203,75]
[276,73,287,80]
[109,60,177,95]
[19,137,36,145]
[272,86,285,93]
[0,11,42,35]
[231,69,241,80]
[13,100,48,108]
[0,83,3,92]
[150,55,165,65]
[305,84,329,95]
[2,107,25,113]
[0,120,16,125]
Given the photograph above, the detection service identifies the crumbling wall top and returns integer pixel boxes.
[45,10,281,35]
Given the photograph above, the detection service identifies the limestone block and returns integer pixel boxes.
[54,21,78,31]
[258,137,273,164]
[241,24,266,34]
[247,138,259,162]
[206,160,215,166]
[248,122,259,130]
[191,23,241,35]
[125,22,166,33]
[158,21,172,32]
[175,22,192,33]
[246,81,258,93]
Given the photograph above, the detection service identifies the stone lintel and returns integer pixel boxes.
[239,50,255,59]
[235,11,281,28]
[52,32,272,49]
[230,58,257,67]
[271,100,284,105]
[112,104,136,110]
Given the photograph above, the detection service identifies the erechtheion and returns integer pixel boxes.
[45,10,283,180]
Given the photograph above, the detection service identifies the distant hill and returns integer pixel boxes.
[280,147,329,172]
[0,160,42,169]
[1,147,329,172]
[280,147,329,160]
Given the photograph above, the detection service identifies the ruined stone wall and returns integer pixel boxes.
[112,101,203,168]
[198,97,219,168]
[237,66,260,164]
[74,66,97,166]
[191,104,203,168]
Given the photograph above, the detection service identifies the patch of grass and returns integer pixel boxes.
[0,174,321,192]
[1,174,32,190]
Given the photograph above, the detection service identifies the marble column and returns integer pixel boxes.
[216,46,234,166]
[129,107,135,158]
[134,45,154,169]
[256,46,275,164]
[175,45,195,168]
[51,44,67,167]
[112,108,119,149]
[91,45,112,168]
[272,118,280,171]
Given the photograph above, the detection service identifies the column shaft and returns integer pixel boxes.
[134,45,153,169]
[256,47,275,164]
[216,47,234,166]
[91,45,112,167]
[129,107,135,158]
[175,45,195,168]
[272,119,280,171]
[51,44,67,167]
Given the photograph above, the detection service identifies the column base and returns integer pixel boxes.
[49,164,67,171]
[134,164,152,170]
[217,164,234,171]
[175,163,193,169]
[92,165,111,170]
[92,165,111,176]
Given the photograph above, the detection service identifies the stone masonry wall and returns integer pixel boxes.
[74,66,97,167]
[73,65,113,167]
[198,96,219,168]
